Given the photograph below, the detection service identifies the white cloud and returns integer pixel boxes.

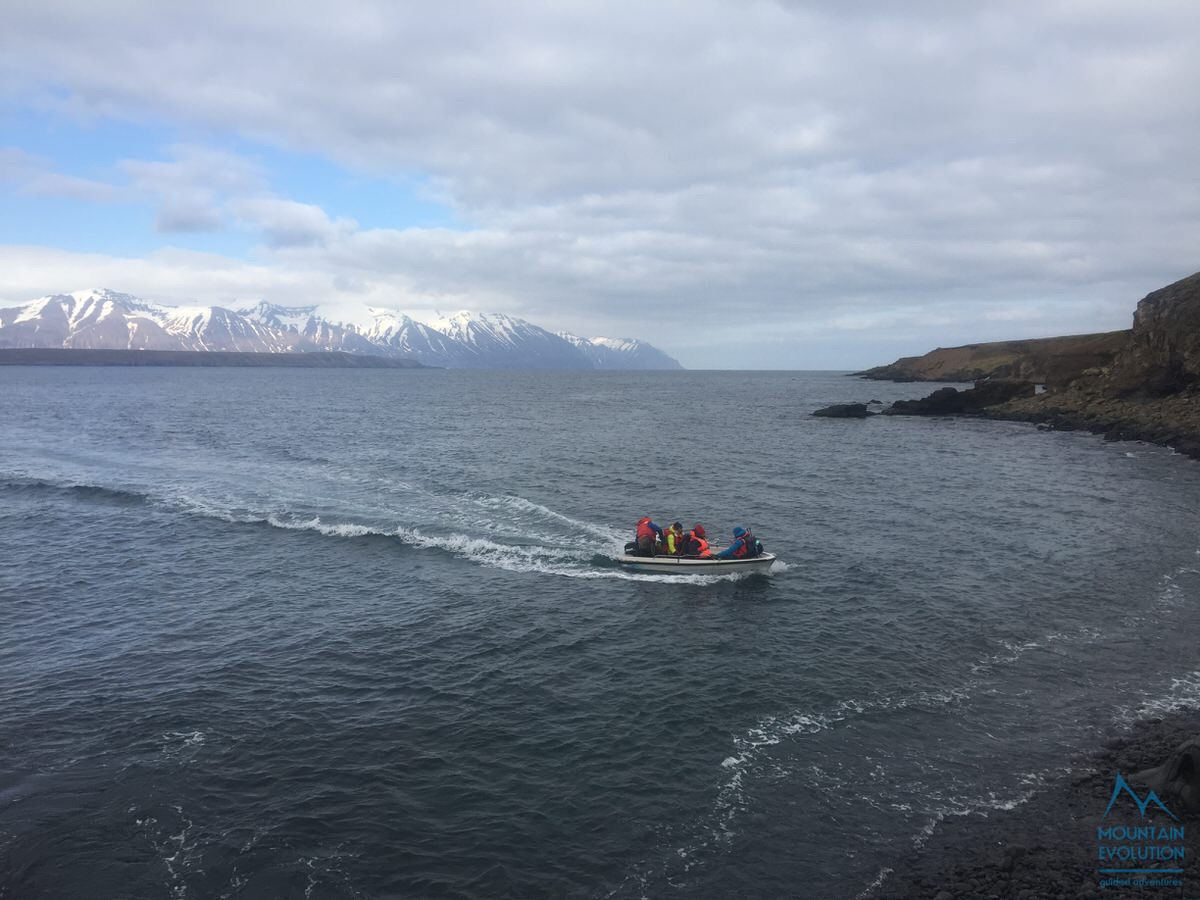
[0,1,1198,365]
[118,145,264,233]
[230,196,356,247]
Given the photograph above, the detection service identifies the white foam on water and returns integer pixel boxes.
[661,686,975,885]
[239,511,745,584]
[970,638,1043,674]
[469,493,626,543]
[1116,669,1200,726]
[172,495,262,524]
[133,801,204,899]
[856,866,894,899]
[266,515,382,539]
[967,623,1107,676]
[12,469,754,583]
[1156,575,1184,608]
[160,730,207,762]
[1152,561,1200,608]
[856,767,1065,897]
[658,620,1098,889]
[391,524,750,584]
[859,547,1200,860]
[297,843,359,899]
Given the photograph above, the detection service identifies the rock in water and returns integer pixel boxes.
[885,381,1035,416]
[812,403,872,418]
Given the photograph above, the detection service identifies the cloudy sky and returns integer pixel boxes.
[1,1,1198,368]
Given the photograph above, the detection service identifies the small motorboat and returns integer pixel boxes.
[617,542,777,576]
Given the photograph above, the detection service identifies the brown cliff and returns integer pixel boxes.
[991,271,1200,458]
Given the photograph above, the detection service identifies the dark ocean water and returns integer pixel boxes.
[3,367,1200,899]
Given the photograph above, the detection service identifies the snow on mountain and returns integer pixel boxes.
[302,318,381,354]
[239,300,319,333]
[0,290,186,351]
[424,311,589,369]
[0,289,684,369]
[365,309,477,367]
[157,305,300,352]
[1,294,74,347]
[589,336,684,370]
[559,332,684,370]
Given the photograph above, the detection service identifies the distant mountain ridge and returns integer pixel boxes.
[0,289,683,370]
[558,332,682,370]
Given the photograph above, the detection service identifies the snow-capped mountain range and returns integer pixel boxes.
[0,289,683,370]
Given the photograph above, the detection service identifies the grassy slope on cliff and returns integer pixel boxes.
[856,331,1129,384]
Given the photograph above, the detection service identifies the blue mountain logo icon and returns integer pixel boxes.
[1102,773,1180,821]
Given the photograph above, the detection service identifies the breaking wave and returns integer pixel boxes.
[1116,669,1200,726]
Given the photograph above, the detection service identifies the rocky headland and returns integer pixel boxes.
[855,270,1200,461]
[989,271,1200,459]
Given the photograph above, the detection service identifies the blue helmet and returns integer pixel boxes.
[733,526,746,537]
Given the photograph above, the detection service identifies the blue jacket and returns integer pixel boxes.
[715,536,751,559]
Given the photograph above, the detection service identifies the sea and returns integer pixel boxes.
[3,367,1200,899]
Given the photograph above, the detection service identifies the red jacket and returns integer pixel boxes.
[636,517,664,543]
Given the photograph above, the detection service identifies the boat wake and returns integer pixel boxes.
[1,472,750,584]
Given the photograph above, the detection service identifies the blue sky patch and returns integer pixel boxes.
[0,105,463,259]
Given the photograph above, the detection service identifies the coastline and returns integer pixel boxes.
[985,389,1200,462]
[876,708,1200,899]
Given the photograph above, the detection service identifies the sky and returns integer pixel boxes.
[1,1,1198,369]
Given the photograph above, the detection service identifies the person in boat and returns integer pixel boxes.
[680,524,712,558]
[715,526,762,559]
[635,516,665,556]
[663,522,684,555]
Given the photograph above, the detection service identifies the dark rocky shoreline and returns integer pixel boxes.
[987,391,1200,462]
[876,709,1200,899]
